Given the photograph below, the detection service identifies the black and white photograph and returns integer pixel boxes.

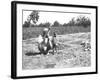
[11,1,97,79]
[23,10,91,69]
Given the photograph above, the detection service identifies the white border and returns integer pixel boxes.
[17,3,96,77]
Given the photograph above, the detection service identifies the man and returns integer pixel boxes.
[42,27,50,38]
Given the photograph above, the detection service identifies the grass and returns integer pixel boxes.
[23,26,90,40]
[22,32,91,69]
[22,26,91,69]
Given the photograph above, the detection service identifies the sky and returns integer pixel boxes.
[23,10,91,25]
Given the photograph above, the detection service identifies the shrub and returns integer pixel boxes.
[23,21,30,28]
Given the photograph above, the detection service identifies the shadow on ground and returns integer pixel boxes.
[25,52,41,56]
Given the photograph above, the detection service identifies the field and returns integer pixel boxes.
[22,26,91,69]
[23,26,90,40]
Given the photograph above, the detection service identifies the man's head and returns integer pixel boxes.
[42,28,49,37]
[43,28,49,32]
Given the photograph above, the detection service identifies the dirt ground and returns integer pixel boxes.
[22,32,91,69]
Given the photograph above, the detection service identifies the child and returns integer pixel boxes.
[52,32,57,53]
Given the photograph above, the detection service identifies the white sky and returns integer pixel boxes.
[23,11,91,25]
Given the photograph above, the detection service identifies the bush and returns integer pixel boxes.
[37,22,51,27]
[66,16,91,28]
[23,21,30,27]
[63,23,68,27]
[52,21,60,27]
[76,16,91,28]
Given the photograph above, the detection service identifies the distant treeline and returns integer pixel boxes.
[23,16,91,28]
